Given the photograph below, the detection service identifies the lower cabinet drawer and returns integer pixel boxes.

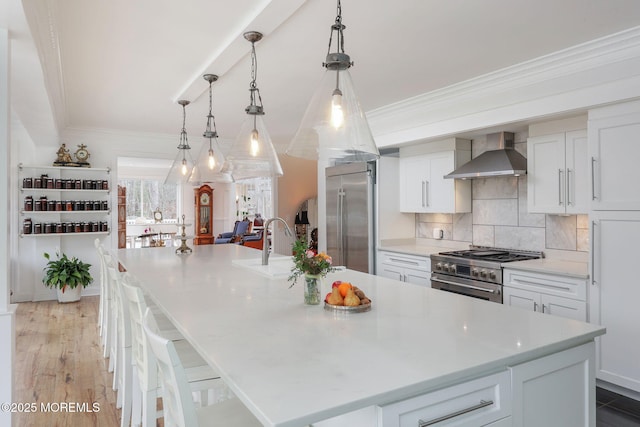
[377,371,511,427]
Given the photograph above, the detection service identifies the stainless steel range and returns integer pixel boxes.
[430,246,544,303]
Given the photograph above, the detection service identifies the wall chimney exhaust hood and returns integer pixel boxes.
[444,132,526,179]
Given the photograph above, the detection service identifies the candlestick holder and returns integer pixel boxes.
[175,214,192,254]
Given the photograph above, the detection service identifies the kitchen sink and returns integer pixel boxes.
[231,256,293,278]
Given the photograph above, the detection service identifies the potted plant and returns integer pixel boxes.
[43,252,93,303]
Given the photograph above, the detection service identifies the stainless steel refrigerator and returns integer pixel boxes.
[326,162,375,274]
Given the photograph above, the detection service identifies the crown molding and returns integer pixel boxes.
[367,25,640,147]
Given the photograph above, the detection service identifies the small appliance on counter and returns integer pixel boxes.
[430,246,543,303]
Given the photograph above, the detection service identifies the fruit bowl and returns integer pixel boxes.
[324,301,371,313]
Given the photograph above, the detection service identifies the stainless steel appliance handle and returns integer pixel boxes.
[418,400,494,426]
[431,278,496,294]
[336,189,344,266]
[558,169,564,206]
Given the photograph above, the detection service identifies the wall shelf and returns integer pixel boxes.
[20,231,110,238]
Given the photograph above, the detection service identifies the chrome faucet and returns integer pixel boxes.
[262,217,293,265]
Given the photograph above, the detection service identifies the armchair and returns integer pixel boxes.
[214,220,252,244]
[240,230,264,250]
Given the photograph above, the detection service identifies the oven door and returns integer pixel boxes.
[431,273,502,303]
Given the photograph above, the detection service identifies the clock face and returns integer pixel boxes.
[75,147,89,161]
[153,210,163,222]
[200,193,210,205]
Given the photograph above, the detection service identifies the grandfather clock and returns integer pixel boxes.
[194,184,214,245]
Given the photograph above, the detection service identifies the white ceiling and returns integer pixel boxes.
[6,0,640,150]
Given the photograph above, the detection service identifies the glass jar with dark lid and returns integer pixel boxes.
[44,223,53,234]
[23,178,33,188]
[23,219,32,235]
[24,196,33,211]
[100,221,108,232]
[34,223,42,234]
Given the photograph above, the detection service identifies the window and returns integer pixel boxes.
[235,177,273,220]
[119,179,179,222]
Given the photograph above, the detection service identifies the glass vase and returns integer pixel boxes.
[304,274,322,305]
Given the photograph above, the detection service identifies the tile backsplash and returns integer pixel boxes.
[415,137,588,254]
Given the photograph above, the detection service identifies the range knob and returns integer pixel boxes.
[489,271,497,280]
[471,268,479,277]
[436,262,443,271]
[449,264,457,274]
[443,263,451,272]
[480,269,487,278]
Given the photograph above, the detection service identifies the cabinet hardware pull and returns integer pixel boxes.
[425,180,429,207]
[431,278,496,293]
[421,181,426,207]
[542,304,546,313]
[558,169,564,206]
[418,399,494,426]
[534,301,538,312]
[567,168,573,206]
[512,278,571,292]
[591,157,597,201]
[389,257,420,266]
[591,221,597,286]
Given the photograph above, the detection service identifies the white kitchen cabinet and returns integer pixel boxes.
[399,150,471,213]
[510,342,595,427]
[590,210,640,393]
[588,106,640,210]
[527,130,588,214]
[377,251,431,287]
[377,370,511,427]
[503,268,587,322]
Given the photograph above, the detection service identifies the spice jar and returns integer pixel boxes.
[64,223,74,233]
[23,219,32,234]
[74,223,82,233]
[24,196,33,211]
[82,222,90,233]
[34,223,42,234]
[100,221,108,232]
[55,223,63,234]
[34,199,42,211]
[47,200,56,211]
[34,178,42,188]
[102,180,109,190]
[91,222,99,232]
[55,200,62,211]
[44,223,53,234]
[23,178,33,188]
[40,196,48,211]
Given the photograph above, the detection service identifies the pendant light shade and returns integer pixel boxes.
[221,31,283,180]
[165,100,200,185]
[286,0,379,161]
[193,74,233,183]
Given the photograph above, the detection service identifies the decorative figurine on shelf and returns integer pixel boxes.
[74,144,91,167]
[53,143,74,166]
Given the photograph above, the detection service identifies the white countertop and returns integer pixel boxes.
[502,258,590,279]
[118,244,603,427]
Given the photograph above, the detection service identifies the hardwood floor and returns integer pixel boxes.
[13,296,640,427]
[14,296,120,427]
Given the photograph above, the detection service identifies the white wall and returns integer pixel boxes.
[0,26,14,427]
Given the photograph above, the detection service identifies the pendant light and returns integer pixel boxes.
[165,100,200,185]
[286,0,379,162]
[220,31,283,180]
[192,74,233,183]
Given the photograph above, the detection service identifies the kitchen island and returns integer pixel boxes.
[118,244,605,427]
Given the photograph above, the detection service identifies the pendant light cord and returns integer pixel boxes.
[327,0,345,56]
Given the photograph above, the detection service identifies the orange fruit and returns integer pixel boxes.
[338,282,352,298]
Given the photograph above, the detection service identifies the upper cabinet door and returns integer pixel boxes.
[589,112,640,210]
[399,155,429,212]
[527,133,567,214]
[527,130,588,214]
[399,151,471,214]
[565,130,589,214]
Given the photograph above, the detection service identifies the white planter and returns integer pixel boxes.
[56,285,82,303]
